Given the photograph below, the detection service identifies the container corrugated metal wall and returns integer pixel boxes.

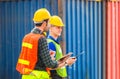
[106,1,120,79]
[0,0,58,79]
[63,0,103,79]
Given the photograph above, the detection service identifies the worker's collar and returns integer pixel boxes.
[47,35,60,44]
[31,27,43,34]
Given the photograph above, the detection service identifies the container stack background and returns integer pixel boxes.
[106,1,120,79]
[0,0,120,79]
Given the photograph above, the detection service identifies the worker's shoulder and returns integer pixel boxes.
[38,37,47,42]
[49,42,55,46]
[48,42,56,51]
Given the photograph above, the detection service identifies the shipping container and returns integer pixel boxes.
[62,0,104,79]
[0,0,58,79]
[106,1,120,79]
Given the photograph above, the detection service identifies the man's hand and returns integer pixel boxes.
[57,53,72,64]
[65,57,77,66]
[52,57,77,69]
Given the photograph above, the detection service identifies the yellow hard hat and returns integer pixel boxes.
[49,15,64,27]
[33,8,51,22]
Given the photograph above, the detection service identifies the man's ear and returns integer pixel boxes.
[42,21,47,28]
[40,21,46,29]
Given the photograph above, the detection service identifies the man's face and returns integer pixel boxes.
[50,25,63,36]
[44,23,50,32]
[44,20,50,32]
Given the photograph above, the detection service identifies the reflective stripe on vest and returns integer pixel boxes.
[47,39,67,77]
[22,42,33,49]
[22,70,50,79]
[16,33,43,74]
[24,68,32,73]
[18,59,30,65]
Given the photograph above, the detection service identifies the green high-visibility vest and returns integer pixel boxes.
[47,38,67,77]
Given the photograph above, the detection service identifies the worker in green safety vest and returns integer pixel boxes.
[47,15,77,79]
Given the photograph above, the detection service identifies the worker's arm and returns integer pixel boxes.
[48,42,56,60]
[38,37,58,69]
[48,42,73,68]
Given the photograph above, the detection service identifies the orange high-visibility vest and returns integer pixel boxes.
[16,33,43,74]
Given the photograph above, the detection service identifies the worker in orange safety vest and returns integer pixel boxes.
[16,8,69,79]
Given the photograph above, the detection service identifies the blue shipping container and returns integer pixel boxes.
[63,0,103,79]
[0,0,58,79]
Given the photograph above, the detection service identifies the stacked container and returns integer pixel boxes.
[106,1,120,79]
